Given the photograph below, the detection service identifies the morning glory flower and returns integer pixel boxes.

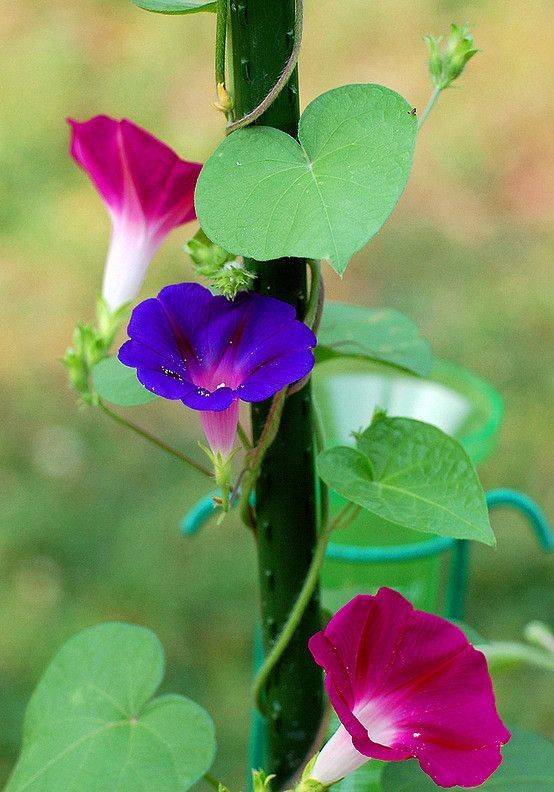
[68,115,202,312]
[118,282,316,457]
[307,588,510,789]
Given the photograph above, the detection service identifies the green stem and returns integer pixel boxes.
[238,388,287,526]
[418,85,442,129]
[98,400,212,478]
[305,260,323,331]
[203,772,223,791]
[215,0,227,87]
[253,502,358,711]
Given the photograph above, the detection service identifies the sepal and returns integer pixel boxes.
[95,296,130,347]
[296,755,328,792]
[252,769,276,792]
[200,444,235,513]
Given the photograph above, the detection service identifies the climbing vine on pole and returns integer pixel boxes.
[10,6,553,792]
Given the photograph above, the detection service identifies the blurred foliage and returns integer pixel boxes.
[0,0,553,787]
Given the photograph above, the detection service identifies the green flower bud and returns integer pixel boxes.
[63,306,122,398]
[211,259,256,300]
[425,23,478,90]
[62,344,89,394]
[184,228,231,272]
[184,229,255,300]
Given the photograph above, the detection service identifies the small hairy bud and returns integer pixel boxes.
[425,23,478,90]
[62,298,128,398]
[184,228,255,299]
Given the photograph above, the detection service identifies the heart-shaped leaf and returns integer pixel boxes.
[195,84,417,275]
[316,302,432,376]
[92,356,158,407]
[7,623,216,792]
[381,728,554,791]
[132,0,217,14]
[317,412,494,545]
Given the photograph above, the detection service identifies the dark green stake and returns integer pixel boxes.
[228,0,324,783]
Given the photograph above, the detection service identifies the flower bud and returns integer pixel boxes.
[184,229,255,299]
[62,322,103,396]
[425,23,478,90]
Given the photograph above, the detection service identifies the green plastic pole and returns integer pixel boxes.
[228,0,324,783]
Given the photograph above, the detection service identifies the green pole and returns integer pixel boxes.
[228,0,324,783]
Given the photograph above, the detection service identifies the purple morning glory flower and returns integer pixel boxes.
[119,283,317,455]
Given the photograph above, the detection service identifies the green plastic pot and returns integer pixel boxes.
[311,356,504,614]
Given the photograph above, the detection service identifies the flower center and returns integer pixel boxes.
[354,698,399,748]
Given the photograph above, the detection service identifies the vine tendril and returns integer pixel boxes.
[98,400,212,478]
[225,0,304,134]
[252,502,361,713]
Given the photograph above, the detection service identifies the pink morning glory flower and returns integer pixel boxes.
[118,283,316,456]
[68,115,202,312]
[308,588,510,789]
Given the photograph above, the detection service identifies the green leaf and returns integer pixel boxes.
[195,84,417,276]
[7,623,216,792]
[132,0,217,14]
[92,356,157,407]
[381,728,554,790]
[316,302,432,376]
[317,412,494,545]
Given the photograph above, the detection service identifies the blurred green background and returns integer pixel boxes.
[1,0,553,786]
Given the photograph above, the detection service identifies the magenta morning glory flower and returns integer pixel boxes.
[118,282,316,456]
[68,115,202,312]
[308,588,510,789]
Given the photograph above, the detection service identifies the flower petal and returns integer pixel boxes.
[200,401,239,456]
[117,119,201,234]
[126,298,183,362]
[69,116,202,310]
[309,588,510,788]
[119,340,193,400]
[69,116,126,213]
[118,283,317,455]
[156,283,240,379]
[69,116,201,228]
[101,219,158,311]
[181,386,235,412]
[311,726,369,786]
[237,349,315,402]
